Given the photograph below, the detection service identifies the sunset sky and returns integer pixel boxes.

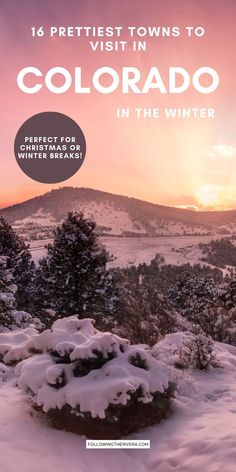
[0,0,236,210]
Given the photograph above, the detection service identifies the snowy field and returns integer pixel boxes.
[1,341,236,472]
[30,234,226,267]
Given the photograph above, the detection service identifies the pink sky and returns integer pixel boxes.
[0,0,236,209]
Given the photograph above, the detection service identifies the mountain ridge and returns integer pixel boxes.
[1,187,236,238]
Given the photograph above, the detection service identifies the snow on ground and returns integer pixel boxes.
[1,341,236,471]
[14,209,58,227]
[79,202,146,235]
[103,235,206,268]
[0,383,144,472]
[30,234,226,267]
[130,342,236,472]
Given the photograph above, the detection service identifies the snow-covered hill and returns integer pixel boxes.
[2,187,236,241]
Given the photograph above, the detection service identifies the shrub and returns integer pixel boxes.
[177,334,217,370]
[15,316,175,438]
[153,332,218,371]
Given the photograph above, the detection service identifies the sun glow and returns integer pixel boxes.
[195,184,224,209]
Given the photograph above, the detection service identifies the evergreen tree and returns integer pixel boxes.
[0,254,41,332]
[0,256,16,330]
[0,217,36,312]
[220,272,236,309]
[168,271,217,322]
[35,212,117,319]
[111,268,192,345]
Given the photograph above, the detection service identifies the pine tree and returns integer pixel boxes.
[0,256,16,330]
[0,217,36,312]
[34,212,116,319]
[0,254,41,332]
[168,270,217,323]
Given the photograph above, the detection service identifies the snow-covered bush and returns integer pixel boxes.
[0,327,38,365]
[14,316,175,438]
[153,332,218,371]
[10,310,43,331]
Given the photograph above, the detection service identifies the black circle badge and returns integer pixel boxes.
[14,112,86,184]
